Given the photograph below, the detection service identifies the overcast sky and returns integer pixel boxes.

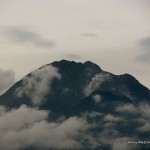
[0,0,150,88]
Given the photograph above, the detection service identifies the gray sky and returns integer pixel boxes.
[0,0,150,88]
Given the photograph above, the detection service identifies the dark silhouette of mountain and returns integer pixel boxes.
[0,60,149,110]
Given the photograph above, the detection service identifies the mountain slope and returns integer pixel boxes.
[0,60,149,110]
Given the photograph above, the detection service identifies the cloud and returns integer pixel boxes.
[92,94,102,103]
[15,65,61,105]
[116,102,150,119]
[112,137,137,150]
[115,104,138,114]
[0,105,48,131]
[139,103,150,118]
[116,103,150,133]
[82,111,103,118]
[136,36,150,63]
[138,122,150,132]
[0,105,89,150]
[0,68,16,95]
[4,118,85,150]
[103,114,122,122]
[83,72,111,96]
[0,104,145,150]
[2,26,55,48]
[139,36,150,49]
[136,103,150,132]
[65,54,82,60]
[0,105,49,150]
[0,106,7,116]
[0,106,118,149]
[81,33,98,37]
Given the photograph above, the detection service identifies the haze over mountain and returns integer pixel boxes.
[0,60,150,150]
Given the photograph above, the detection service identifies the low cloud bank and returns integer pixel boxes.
[0,102,148,150]
[1,94,150,150]
[0,105,89,150]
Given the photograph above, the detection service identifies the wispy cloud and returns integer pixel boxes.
[139,36,150,49]
[83,72,111,96]
[116,102,150,132]
[0,68,16,95]
[136,36,150,63]
[64,54,82,60]
[2,26,55,48]
[92,94,102,103]
[81,33,98,38]
[15,65,61,105]
[103,114,122,122]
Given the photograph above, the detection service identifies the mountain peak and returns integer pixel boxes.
[59,59,79,64]
[84,60,96,65]
[84,61,102,71]
[51,60,102,72]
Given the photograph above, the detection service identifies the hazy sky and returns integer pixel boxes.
[0,0,150,88]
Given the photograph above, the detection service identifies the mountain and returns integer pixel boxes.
[0,60,150,150]
[0,60,149,110]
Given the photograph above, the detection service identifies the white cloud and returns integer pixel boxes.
[0,105,49,150]
[0,68,16,95]
[16,65,61,105]
[2,117,87,150]
[0,105,48,131]
[116,103,150,132]
[0,106,89,150]
[136,103,150,132]
[116,104,138,114]
[82,111,103,118]
[0,106,7,116]
[83,72,111,96]
[112,137,137,150]
[139,103,150,118]
[103,114,122,122]
[92,94,102,103]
